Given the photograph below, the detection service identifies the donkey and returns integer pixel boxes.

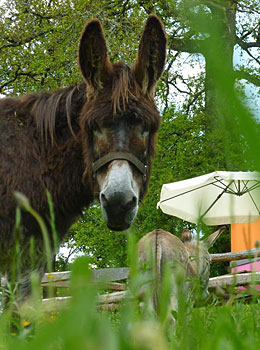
[0,15,167,301]
[137,226,226,325]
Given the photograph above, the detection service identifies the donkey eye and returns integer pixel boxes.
[141,130,149,139]
[93,122,102,134]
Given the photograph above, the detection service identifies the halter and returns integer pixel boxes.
[92,152,148,180]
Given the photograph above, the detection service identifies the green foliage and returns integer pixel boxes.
[0,0,147,95]
[62,205,127,268]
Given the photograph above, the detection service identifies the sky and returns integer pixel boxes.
[233,46,260,120]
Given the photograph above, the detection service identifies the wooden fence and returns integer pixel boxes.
[41,248,260,311]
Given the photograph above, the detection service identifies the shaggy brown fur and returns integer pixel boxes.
[0,15,167,301]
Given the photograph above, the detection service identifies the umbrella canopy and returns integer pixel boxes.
[158,171,260,225]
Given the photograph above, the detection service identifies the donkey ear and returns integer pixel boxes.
[203,226,227,249]
[133,15,167,97]
[78,19,112,90]
[181,229,193,243]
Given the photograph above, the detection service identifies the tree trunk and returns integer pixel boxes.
[205,0,237,116]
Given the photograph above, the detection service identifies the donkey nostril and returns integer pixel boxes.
[101,191,137,212]
[100,193,108,205]
[124,196,137,210]
[131,196,137,206]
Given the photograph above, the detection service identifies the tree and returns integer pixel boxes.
[0,0,147,94]
[1,0,259,275]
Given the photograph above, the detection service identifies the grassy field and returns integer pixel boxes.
[0,251,260,350]
[0,224,260,349]
[1,179,260,349]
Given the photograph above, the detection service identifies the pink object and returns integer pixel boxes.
[231,260,260,291]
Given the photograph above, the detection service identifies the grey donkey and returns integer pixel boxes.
[137,226,226,325]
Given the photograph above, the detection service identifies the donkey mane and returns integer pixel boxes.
[3,63,152,145]
[32,84,86,144]
[110,63,143,114]
[0,83,86,146]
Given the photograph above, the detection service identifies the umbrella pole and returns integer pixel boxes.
[242,181,260,215]
[200,181,234,222]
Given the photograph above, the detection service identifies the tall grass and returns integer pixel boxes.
[0,193,260,348]
[0,225,259,349]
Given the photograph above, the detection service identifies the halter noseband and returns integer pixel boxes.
[92,152,147,180]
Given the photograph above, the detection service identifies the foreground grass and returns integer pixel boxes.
[1,197,259,349]
[0,255,259,350]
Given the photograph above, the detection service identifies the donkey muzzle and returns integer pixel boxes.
[100,190,138,231]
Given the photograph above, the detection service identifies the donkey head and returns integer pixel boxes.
[78,16,167,231]
[181,227,226,299]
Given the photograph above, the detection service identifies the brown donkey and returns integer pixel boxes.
[0,15,167,301]
[138,227,226,324]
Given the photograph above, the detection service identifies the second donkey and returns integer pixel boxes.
[137,226,226,324]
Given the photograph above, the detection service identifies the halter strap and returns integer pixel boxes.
[92,152,147,178]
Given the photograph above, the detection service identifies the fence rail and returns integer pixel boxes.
[40,248,260,288]
[40,268,129,289]
[208,271,260,289]
[42,272,260,311]
[2,248,260,312]
[211,248,260,262]
[39,247,260,312]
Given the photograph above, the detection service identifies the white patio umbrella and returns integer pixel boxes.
[157,171,260,226]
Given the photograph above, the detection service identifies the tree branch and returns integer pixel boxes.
[235,36,260,66]
[0,68,38,93]
[236,35,260,49]
[0,30,53,52]
[185,88,205,114]
[236,1,260,16]
[24,9,68,20]
[234,69,260,87]
[168,36,206,54]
